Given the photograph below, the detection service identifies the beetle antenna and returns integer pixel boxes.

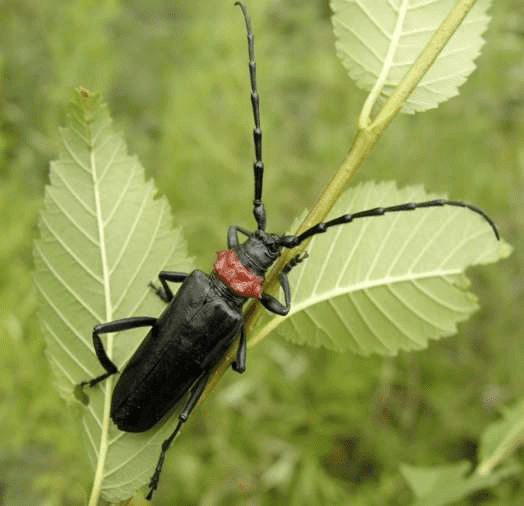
[235,1,266,231]
[279,199,500,248]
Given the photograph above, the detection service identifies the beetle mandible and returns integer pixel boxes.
[78,2,500,500]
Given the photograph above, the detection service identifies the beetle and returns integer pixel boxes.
[78,1,500,500]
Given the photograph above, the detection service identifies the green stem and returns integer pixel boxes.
[191,0,480,448]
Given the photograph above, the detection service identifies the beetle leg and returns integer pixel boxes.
[260,253,308,316]
[147,369,212,500]
[149,271,189,303]
[232,326,247,373]
[227,225,251,248]
[79,316,157,389]
[260,281,289,315]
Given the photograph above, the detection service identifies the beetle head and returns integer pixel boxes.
[236,230,282,276]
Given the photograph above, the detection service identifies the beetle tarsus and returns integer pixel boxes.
[282,252,309,274]
[149,281,170,303]
[146,421,181,500]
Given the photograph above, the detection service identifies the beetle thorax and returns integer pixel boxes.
[212,231,282,300]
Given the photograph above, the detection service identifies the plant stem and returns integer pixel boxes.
[202,0,480,423]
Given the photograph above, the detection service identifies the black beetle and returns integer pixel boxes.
[78,2,499,499]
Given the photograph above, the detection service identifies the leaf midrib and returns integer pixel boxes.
[89,124,115,502]
[250,266,470,348]
[292,266,468,315]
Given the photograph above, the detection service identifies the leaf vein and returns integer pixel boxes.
[292,268,467,316]
[411,277,470,314]
[33,276,91,348]
[355,0,392,38]
[99,137,125,184]
[35,242,104,321]
[337,18,384,64]
[82,417,99,458]
[47,350,76,384]
[364,286,421,345]
[350,292,391,352]
[103,158,137,228]
[61,133,92,174]
[108,184,153,279]
[388,281,450,332]
[43,319,93,376]
[40,215,103,284]
[47,188,99,245]
[112,195,166,311]
[52,166,96,217]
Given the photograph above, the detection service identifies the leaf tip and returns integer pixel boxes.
[69,86,105,127]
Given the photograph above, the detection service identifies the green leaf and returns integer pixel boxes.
[253,181,511,355]
[330,0,492,113]
[400,460,519,506]
[477,396,524,475]
[33,89,195,503]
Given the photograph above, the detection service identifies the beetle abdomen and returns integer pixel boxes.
[110,270,243,432]
[112,360,200,432]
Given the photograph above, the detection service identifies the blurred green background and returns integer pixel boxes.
[1,0,523,504]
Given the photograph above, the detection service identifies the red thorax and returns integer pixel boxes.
[213,249,264,299]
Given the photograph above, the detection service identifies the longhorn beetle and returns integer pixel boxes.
[78,2,500,500]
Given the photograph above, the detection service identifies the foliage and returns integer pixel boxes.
[331,0,492,114]
[400,460,518,506]
[33,90,194,502]
[477,397,524,475]
[400,396,524,505]
[255,181,509,354]
[33,84,510,501]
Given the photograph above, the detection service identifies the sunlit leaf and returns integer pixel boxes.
[330,0,492,113]
[253,181,511,355]
[33,89,195,502]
